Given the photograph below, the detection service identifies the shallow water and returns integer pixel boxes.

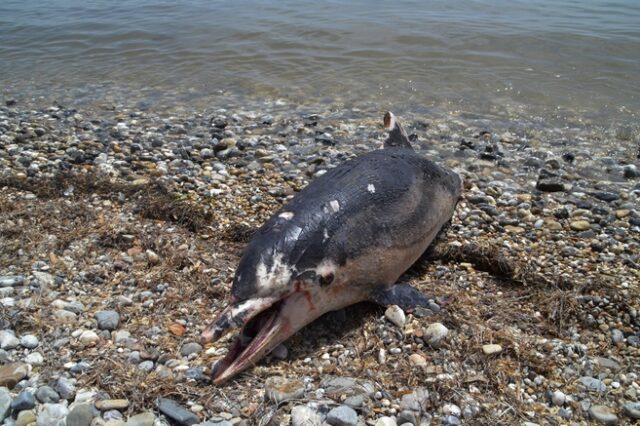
[1,0,639,121]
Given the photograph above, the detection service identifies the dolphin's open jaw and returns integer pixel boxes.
[207,300,286,384]
[201,292,314,384]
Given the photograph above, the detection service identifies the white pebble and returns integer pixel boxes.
[385,305,406,328]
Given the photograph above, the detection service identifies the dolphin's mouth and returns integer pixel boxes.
[209,301,284,383]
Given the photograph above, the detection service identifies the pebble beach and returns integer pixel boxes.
[0,94,638,426]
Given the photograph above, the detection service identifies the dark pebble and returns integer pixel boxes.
[536,179,566,192]
[592,191,619,202]
[11,390,36,411]
[157,397,200,426]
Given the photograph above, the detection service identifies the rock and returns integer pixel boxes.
[0,331,20,350]
[320,376,374,397]
[595,357,621,371]
[55,376,76,400]
[20,334,39,349]
[180,342,202,357]
[578,376,606,392]
[623,165,639,179]
[400,387,429,412]
[441,415,461,425]
[0,276,24,287]
[622,402,640,420]
[551,390,565,406]
[409,353,427,367]
[570,220,591,231]
[343,394,365,409]
[611,329,624,344]
[137,361,154,372]
[326,405,357,426]
[95,311,120,330]
[95,399,129,411]
[536,179,566,192]
[442,404,461,417]
[32,271,55,288]
[11,390,36,411]
[592,191,619,202]
[79,330,100,346]
[36,385,60,403]
[424,322,449,347]
[482,344,502,355]
[589,405,618,425]
[271,344,288,360]
[15,409,36,426]
[37,403,69,426]
[67,402,95,426]
[385,305,406,328]
[264,376,305,403]
[374,417,397,426]
[156,398,199,426]
[0,363,29,389]
[125,411,155,426]
[0,387,11,421]
[145,250,160,265]
[291,405,323,426]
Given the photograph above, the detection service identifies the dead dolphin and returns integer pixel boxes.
[201,112,462,384]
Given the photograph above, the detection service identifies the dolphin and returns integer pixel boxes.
[201,112,462,384]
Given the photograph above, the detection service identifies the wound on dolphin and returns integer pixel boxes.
[200,112,462,384]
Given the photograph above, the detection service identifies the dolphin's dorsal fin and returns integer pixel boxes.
[383,112,413,150]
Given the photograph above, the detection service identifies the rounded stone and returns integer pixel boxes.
[374,417,397,426]
[35,386,60,403]
[20,335,39,349]
[291,405,323,426]
[589,405,618,425]
[95,311,120,331]
[384,305,406,328]
[424,322,449,347]
[482,344,502,355]
[551,390,566,406]
[11,390,36,411]
[326,405,358,426]
[180,342,203,357]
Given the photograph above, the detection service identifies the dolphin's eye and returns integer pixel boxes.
[319,273,334,286]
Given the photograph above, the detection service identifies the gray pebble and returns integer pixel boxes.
[54,376,76,400]
[441,415,461,425]
[578,376,606,392]
[95,311,120,330]
[589,405,618,425]
[36,403,69,426]
[10,390,35,411]
[0,387,12,421]
[611,329,624,344]
[138,361,154,373]
[20,335,39,349]
[180,342,202,357]
[35,386,60,403]
[291,405,323,426]
[66,402,94,426]
[125,411,156,426]
[551,390,566,406]
[326,405,357,426]
[0,276,24,287]
[623,402,640,420]
[156,397,199,426]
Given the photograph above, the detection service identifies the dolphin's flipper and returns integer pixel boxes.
[369,283,432,313]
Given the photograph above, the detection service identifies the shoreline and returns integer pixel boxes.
[0,100,639,425]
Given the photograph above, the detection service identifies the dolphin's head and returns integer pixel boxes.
[200,228,359,384]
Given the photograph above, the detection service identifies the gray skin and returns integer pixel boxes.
[201,112,462,384]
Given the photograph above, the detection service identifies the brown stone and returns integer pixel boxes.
[0,362,29,389]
